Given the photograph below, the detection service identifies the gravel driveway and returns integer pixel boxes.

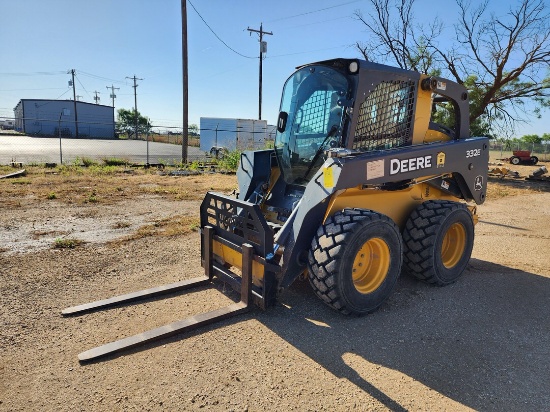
[1,180,549,411]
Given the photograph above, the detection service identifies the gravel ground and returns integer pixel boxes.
[1,176,549,411]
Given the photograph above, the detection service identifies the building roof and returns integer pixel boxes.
[15,99,114,111]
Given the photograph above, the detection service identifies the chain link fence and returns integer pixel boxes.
[0,133,206,167]
[2,114,548,165]
[0,115,275,166]
[489,140,550,162]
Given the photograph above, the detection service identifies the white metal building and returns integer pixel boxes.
[13,99,115,138]
[199,117,268,153]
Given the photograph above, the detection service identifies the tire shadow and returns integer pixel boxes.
[257,260,550,411]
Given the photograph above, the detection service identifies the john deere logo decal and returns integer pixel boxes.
[474,175,483,191]
[437,152,446,168]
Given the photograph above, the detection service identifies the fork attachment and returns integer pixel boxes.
[63,226,255,362]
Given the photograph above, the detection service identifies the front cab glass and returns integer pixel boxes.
[274,65,349,185]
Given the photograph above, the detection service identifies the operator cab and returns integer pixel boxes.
[274,59,469,188]
[274,64,352,186]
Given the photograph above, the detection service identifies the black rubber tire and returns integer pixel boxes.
[403,200,474,286]
[307,209,403,315]
[531,156,538,165]
[510,156,520,165]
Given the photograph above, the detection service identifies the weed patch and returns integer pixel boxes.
[53,238,84,249]
[102,157,128,166]
[113,215,200,244]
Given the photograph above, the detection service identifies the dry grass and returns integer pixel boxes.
[2,162,545,248]
[486,183,530,199]
[0,165,237,206]
[486,169,549,198]
[1,164,235,245]
[112,215,200,244]
[2,163,543,207]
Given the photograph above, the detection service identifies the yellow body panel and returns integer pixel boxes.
[213,240,264,286]
[412,75,433,146]
[413,75,453,145]
[424,129,452,143]
[324,183,460,229]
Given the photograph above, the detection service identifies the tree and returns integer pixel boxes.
[521,134,541,144]
[188,123,199,137]
[116,108,152,138]
[354,0,550,135]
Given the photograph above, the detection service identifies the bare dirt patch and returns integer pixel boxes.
[1,166,549,411]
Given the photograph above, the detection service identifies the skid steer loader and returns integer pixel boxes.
[63,58,488,361]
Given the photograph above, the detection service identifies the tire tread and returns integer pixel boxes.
[403,200,472,285]
[308,209,399,315]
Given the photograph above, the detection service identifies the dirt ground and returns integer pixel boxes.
[1,160,550,411]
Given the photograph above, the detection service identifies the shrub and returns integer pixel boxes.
[217,150,241,172]
[102,157,128,166]
[81,157,98,167]
[53,238,83,249]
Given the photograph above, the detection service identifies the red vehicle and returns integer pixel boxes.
[509,150,538,165]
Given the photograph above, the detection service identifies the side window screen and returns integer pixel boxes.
[296,90,332,134]
[353,80,416,151]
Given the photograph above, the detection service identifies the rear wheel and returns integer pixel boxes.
[308,209,402,315]
[510,156,520,165]
[403,200,474,285]
[530,156,539,165]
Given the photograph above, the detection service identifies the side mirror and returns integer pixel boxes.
[277,111,288,133]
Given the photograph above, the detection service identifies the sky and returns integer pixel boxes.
[0,0,547,136]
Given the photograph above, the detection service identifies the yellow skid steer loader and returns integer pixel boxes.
[64,58,488,361]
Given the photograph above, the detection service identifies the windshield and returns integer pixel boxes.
[275,65,349,185]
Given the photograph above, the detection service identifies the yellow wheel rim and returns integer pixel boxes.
[352,237,390,294]
[441,222,466,269]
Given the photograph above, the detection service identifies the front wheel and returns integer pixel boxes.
[403,200,474,285]
[308,209,403,315]
[530,156,539,165]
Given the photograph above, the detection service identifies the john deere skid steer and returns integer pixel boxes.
[64,58,488,361]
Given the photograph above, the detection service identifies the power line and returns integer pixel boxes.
[32,89,73,108]
[0,71,66,76]
[187,0,255,59]
[54,89,72,101]
[0,88,67,92]
[74,74,93,101]
[283,15,351,30]
[78,70,126,85]
[266,43,354,59]
[267,0,363,23]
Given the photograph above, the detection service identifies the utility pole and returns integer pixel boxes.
[181,0,188,163]
[93,91,101,104]
[106,84,120,108]
[68,69,79,138]
[126,75,143,140]
[247,23,272,120]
